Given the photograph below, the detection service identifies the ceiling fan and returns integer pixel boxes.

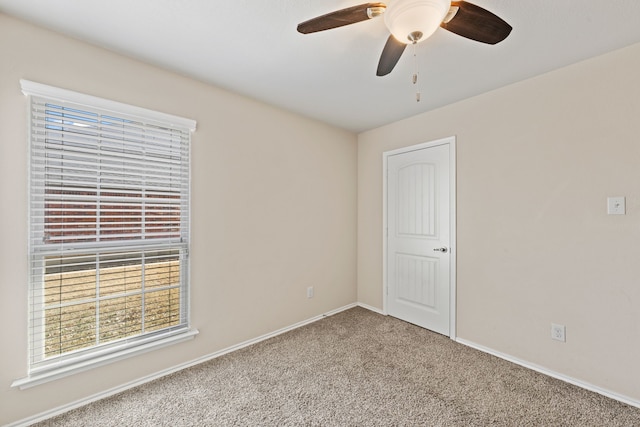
[297,0,512,76]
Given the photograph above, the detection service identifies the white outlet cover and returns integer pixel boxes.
[551,323,566,342]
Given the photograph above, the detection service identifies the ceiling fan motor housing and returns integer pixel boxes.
[384,0,452,43]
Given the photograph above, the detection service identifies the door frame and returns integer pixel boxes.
[382,136,457,339]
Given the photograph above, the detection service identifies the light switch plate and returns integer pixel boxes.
[607,197,626,215]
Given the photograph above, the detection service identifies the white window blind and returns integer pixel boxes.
[22,81,196,379]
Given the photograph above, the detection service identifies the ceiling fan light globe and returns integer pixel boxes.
[384,0,451,44]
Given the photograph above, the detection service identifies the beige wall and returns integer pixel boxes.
[358,42,640,402]
[0,14,357,425]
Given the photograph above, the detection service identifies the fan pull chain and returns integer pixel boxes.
[412,43,420,102]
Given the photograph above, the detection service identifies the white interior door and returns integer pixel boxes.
[386,141,453,336]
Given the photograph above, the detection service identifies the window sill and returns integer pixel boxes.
[12,328,199,390]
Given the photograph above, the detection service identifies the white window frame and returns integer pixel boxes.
[13,80,198,389]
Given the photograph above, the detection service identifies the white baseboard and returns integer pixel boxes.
[357,302,385,315]
[456,338,640,410]
[8,303,358,427]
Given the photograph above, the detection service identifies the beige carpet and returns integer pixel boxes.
[34,307,640,426]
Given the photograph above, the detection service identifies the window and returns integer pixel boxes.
[16,81,197,387]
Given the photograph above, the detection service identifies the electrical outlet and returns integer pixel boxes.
[307,286,314,299]
[551,323,566,342]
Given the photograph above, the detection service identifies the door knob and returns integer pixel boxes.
[433,247,448,253]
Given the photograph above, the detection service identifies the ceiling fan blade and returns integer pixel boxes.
[297,3,386,34]
[376,35,407,76]
[440,1,512,45]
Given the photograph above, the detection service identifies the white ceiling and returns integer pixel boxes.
[2,0,640,133]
